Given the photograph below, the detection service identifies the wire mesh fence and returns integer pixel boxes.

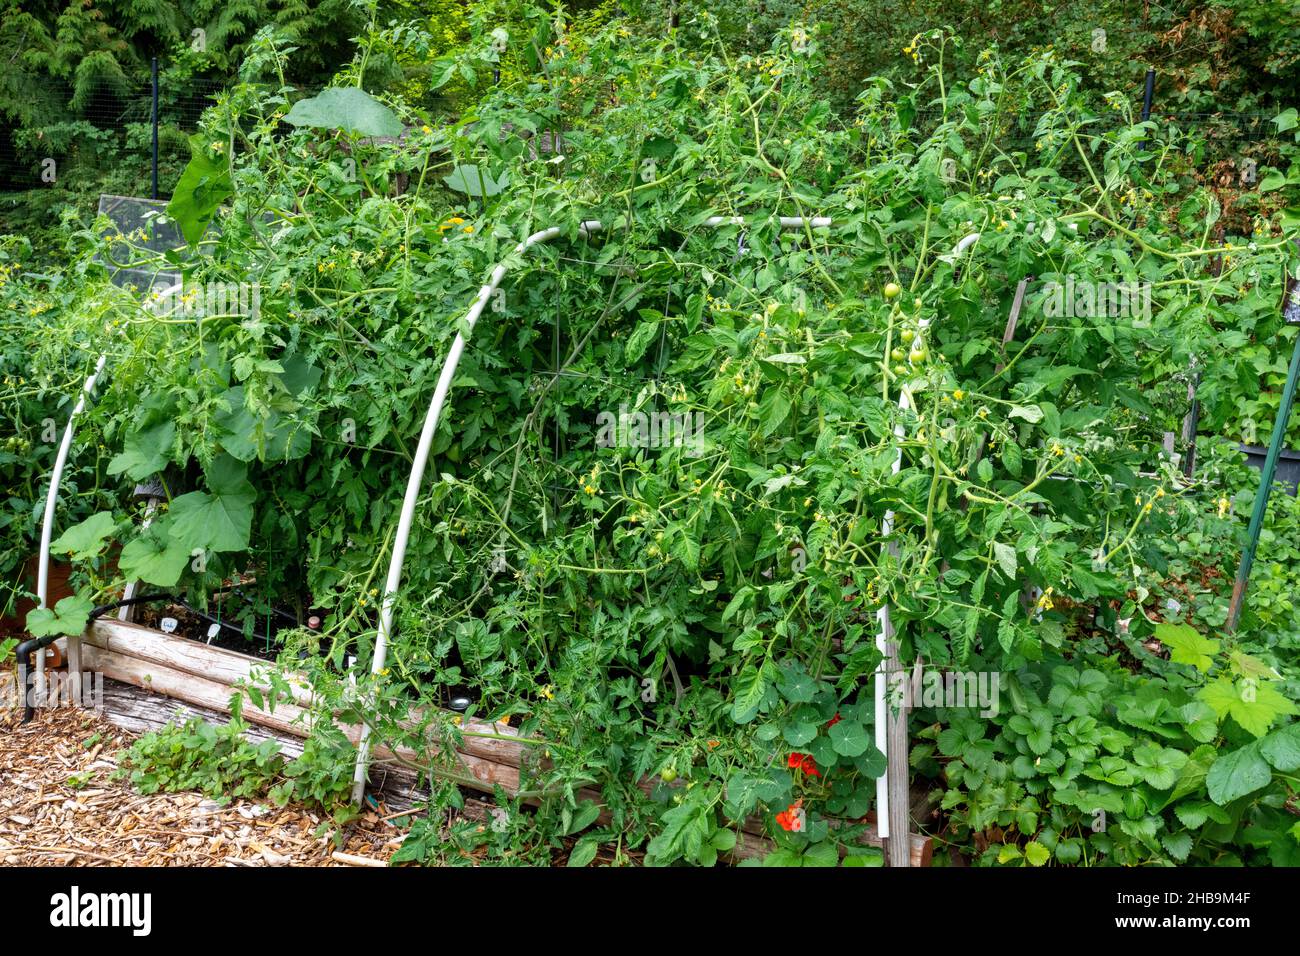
[0,69,225,198]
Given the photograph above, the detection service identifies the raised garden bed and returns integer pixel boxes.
[68,617,932,866]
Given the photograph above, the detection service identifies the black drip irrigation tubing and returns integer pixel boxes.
[10,589,294,725]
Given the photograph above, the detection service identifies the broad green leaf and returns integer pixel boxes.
[1199,677,1297,738]
[443,164,509,197]
[26,593,95,638]
[829,720,871,757]
[119,524,192,586]
[168,455,255,554]
[731,663,769,723]
[50,511,116,560]
[1260,723,1300,772]
[283,87,402,137]
[108,421,175,480]
[166,135,232,246]
[1155,622,1218,673]
[1206,742,1272,805]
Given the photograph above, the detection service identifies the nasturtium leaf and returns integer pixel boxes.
[25,593,95,638]
[1155,622,1219,673]
[108,420,176,480]
[829,720,871,757]
[782,721,818,747]
[50,511,116,560]
[1206,742,1272,805]
[283,87,402,138]
[777,664,816,703]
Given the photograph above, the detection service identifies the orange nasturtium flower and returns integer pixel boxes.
[787,752,820,778]
[775,800,804,832]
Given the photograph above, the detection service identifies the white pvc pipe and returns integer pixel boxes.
[35,353,108,698]
[34,281,183,696]
[350,215,835,803]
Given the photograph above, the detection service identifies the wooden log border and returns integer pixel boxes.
[83,618,931,866]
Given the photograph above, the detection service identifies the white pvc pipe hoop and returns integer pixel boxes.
[34,282,183,698]
[347,215,891,818]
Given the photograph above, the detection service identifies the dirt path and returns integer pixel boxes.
[1,676,408,867]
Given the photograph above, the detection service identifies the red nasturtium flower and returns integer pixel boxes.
[787,752,820,777]
[775,800,804,832]
[826,712,843,728]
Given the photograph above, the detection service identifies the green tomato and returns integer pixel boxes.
[660,768,678,783]
[884,282,901,299]
[909,347,928,364]
[890,347,907,362]
[900,328,916,344]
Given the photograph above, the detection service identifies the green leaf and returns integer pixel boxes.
[1023,841,1051,866]
[993,541,1017,581]
[624,320,660,364]
[119,523,192,586]
[1260,723,1300,772]
[1008,404,1043,423]
[283,87,402,137]
[108,421,175,480]
[731,664,769,723]
[762,352,807,364]
[1206,742,1272,805]
[25,593,95,638]
[829,720,871,757]
[566,837,599,868]
[1199,677,1297,738]
[758,389,792,438]
[166,135,232,246]
[443,164,510,197]
[50,511,116,560]
[783,721,818,746]
[168,455,255,554]
[1155,622,1219,673]
[802,841,838,867]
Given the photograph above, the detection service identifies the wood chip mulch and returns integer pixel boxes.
[0,671,414,867]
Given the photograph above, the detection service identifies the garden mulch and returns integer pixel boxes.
[0,669,419,867]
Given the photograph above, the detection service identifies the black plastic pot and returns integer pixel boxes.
[1239,443,1300,497]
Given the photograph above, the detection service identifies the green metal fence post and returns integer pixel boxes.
[1227,247,1300,631]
